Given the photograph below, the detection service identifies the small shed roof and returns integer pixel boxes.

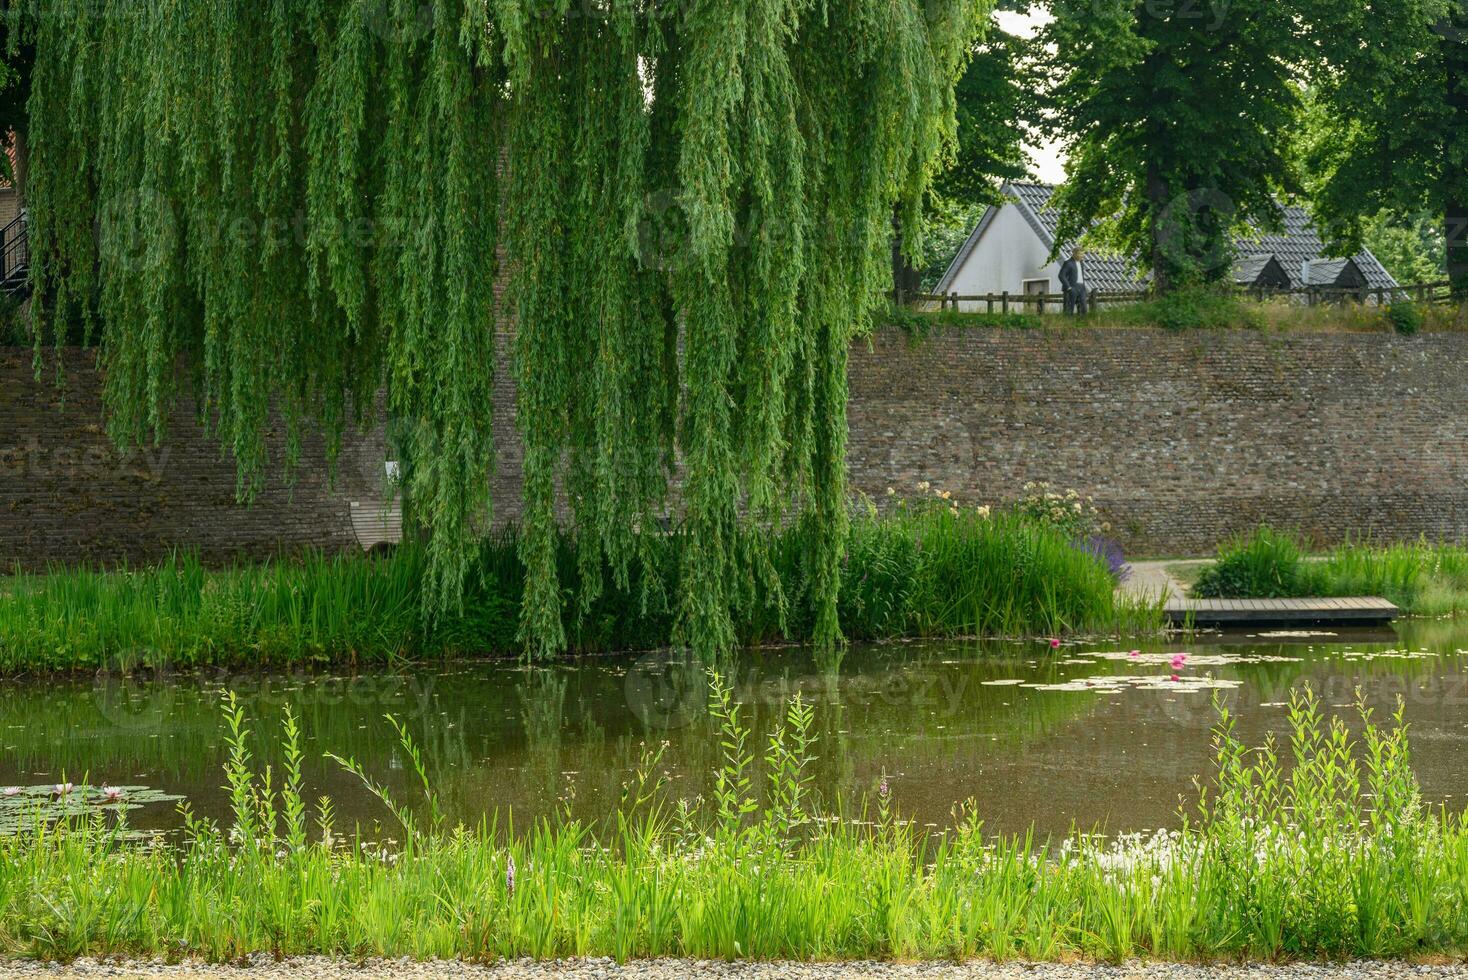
[935,182,1400,294]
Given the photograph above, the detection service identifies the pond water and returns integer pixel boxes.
[3,622,1468,839]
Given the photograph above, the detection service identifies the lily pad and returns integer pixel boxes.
[0,784,184,836]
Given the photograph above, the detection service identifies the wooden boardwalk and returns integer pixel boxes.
[1164,597,1400,628]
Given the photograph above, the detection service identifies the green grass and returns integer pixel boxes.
[0,504,1161,672]
[1191,527,1468,615]
[0,682,1463,962]
[889,288,1468,334]
[1193,526,1313,599]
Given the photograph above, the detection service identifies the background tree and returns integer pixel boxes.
[1301,0,1468,295]
[14,0,980,662]
[1037,0,1312,292]
[1363,210,1447,285]
[916,2,1035,288]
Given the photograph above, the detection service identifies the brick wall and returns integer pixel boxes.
[0,348,386,569]
[846,327,1468,556]
[7,326,1468,567]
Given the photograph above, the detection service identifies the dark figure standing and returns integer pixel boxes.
[1059,247,1090,315]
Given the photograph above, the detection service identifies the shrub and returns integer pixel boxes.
[1014,481,1107,540]
[1193,526,1317,598]
[1386,300,1423,335]
[1102,285,1263,332]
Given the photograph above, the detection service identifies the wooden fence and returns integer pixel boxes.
[902,281,1460,315]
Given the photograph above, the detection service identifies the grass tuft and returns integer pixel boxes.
[0,683,1463,962]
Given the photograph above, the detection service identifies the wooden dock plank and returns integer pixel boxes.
[1162,596,1399,627]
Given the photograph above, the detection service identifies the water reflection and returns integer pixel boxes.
[2,623,1466,838]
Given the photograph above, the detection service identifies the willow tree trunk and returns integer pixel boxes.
[890,207,922,305]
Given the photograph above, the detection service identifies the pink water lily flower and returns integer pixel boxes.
[1128,650,1141,658]
[52,782,73,796]
[2,787,19,797]
[1049,638,1062,649]
[100,786,125,803]
[1170,674,1182,682]
[1170,653,1189,670]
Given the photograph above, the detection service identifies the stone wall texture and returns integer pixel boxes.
[0,348,385,570]
[845,327,1468,556]
[5,326,1468,567]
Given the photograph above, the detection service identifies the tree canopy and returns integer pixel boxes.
[1036,0,1312,290]
[14,0,983,660]
[1301,0,1468,294]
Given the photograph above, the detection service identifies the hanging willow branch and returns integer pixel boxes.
[13,0,982,661]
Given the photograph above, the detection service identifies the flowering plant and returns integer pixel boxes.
[1016,482,1108,540]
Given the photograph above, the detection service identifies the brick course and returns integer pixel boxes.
[5,326,1467,567]
[846,327,1468,556]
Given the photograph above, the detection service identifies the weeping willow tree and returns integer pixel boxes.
[13,0,980,660]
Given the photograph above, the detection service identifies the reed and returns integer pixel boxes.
[0,683,1462,962]
[0,504,1160,672]
[1194,527,1468,615]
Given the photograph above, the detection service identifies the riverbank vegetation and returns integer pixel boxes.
[1193,527,1468,615]
[889,289,1465,337]
[0,685,1462,962]
[0,498,1160,673]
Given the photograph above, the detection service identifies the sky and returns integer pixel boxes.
[993,8,1067,184]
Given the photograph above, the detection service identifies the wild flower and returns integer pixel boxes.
[506,852,516,898]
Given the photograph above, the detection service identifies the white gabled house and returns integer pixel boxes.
[933,181,1399,311]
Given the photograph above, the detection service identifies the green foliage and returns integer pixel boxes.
[1363,210,1447,286]
[1014,481,1106,540]
[11,0,983,663]
[1037,0,1313,291]
[1193,531,1468,615]
[1,685,1465,962]
[1100,286,1263,332]
[1387,301,1424,336]
[887,306,1042,336]
[1315,540,1468,615]
[1193,527,1315,599]
[0,507,1159,673]
[1301,0,1468,295]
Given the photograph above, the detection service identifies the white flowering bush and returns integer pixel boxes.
[1016,481,1108,540]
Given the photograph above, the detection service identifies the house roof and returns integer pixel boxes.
[1233,253,1277,285]
[935,181,1400,294]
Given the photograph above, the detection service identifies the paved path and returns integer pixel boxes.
[0,958,1464,980]
[1120,560,1201,605]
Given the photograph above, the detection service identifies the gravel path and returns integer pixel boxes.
[0,959,1464,980]
[1120,560,1205,604]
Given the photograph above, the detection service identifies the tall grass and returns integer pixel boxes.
[1193,526,1468,615]
[1315,540,1468,616]
[1193,526,1313,599]
[0,683,1463,962]
[0,505,1160,672]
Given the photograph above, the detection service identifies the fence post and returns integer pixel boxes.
[986,294,994,315]
[951,291,959,312]
[1037,292,1045,315]
[1001,290,1009,314]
